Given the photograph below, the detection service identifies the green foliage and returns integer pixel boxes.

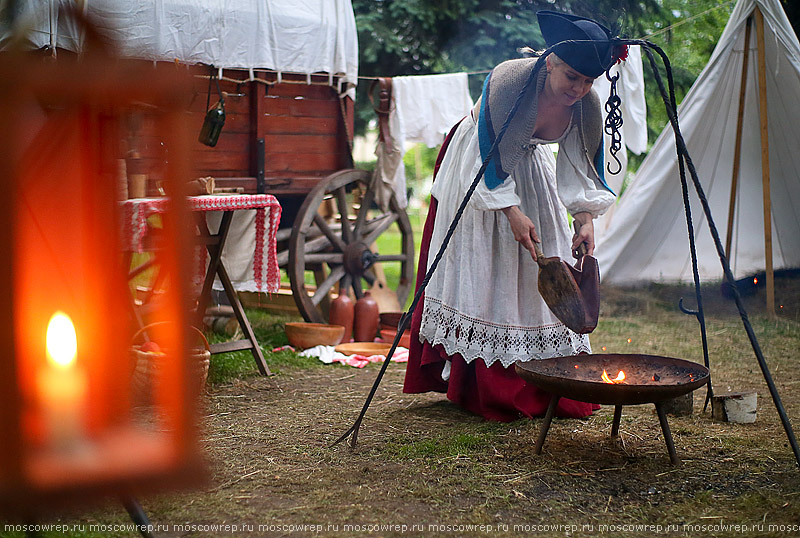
[783,0,800,36]
[635,0,737,145]
[401,143,439,191]
[351,0,772,180]
[351,0,662,135]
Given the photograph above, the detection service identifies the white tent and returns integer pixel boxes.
[595,0,800,290]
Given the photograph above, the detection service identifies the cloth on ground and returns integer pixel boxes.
[300,345,409,368]
[374,73,473,210]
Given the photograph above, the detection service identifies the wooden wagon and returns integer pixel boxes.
[185,67,414,324]
[12,0,414,324]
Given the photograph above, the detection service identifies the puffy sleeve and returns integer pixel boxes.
[433,114,521,211]
[556,125,616,217]
[470,167,521,210]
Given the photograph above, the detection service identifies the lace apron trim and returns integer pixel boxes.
[419,297,591,369]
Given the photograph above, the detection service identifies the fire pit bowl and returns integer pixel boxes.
[515,353,709,406]
[515,354,710,464]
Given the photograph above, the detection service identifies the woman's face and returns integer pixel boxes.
[546,58,596,107]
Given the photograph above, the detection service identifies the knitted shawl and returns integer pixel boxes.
[477,56,613,193]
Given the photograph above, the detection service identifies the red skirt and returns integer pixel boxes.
[402,124,599,422]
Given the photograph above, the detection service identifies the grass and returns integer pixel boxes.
[374,205,424,310]
[205,308,324,383]
[388,432,490,460]
[5,280,800,537]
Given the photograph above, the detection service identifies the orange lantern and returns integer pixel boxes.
[0,48,204,511]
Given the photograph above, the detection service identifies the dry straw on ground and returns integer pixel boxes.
[21,280,800,537]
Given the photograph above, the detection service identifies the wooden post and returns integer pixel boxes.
[725,16,752,258]
[755,7,775,317]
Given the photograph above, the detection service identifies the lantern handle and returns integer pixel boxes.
[131,322,210,352]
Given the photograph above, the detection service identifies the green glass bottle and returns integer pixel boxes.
[198,101,226,147]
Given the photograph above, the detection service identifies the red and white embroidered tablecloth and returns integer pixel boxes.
[122,195,282,293]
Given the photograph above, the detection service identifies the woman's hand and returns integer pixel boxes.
[502,206,540,261]
[571,211,595,257]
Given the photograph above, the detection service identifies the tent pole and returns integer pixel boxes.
[725,17,752,258]
[755,6,775,317]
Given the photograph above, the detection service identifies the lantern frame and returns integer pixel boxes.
[0,50,205,512]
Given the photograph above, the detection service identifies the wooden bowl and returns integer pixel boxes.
[380,328,411,348]
[379,311,404,329]
[285,322,345,349]
[334,342,393,356]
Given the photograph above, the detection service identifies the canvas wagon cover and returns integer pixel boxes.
[3,0,358,88]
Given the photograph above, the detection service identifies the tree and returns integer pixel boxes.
[351,0,663,134]
[633,0,736,146]
[782,0,800,36]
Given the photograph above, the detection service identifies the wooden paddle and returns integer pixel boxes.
[533,237,599,334]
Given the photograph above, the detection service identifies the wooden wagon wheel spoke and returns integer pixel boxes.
[352,273,364,298]
[359,213,393,236]
[335,187,354,243]
[304,253,344,264]
[289,169,414,323]
[313,213,347,251]
[361,270,376,286]
[361,213,399,245]
[372,254,409,262]
[311,266,346,306]
[302,233,339,255]
[340,274,352,297]
[352,180,376,237]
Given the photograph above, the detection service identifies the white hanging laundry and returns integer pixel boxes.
[392,73,474,147]
[374,73,473,210]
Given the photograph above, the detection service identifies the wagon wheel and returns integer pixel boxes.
[288,169,414,323]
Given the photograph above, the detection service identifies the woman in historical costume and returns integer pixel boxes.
[404,11,625,421]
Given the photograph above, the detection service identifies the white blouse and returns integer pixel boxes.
[421,112,614,369]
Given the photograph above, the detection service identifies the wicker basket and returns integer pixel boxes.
[131,323,211,404]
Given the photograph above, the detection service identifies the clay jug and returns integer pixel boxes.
[329,293,354,343]
[353,291,379,342]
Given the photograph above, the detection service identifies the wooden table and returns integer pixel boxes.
[122,194,282,375]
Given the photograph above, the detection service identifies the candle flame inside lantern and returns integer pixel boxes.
[46,312,77,368]
[601,369,626,384]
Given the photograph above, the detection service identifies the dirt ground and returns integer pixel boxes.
[5,279,800,538]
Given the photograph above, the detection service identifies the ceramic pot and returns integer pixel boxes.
[353,291,379,342]
[329,293,354,342]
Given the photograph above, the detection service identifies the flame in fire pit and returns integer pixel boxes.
[601,369,626,384]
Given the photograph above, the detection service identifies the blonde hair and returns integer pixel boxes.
[517,47,564,67]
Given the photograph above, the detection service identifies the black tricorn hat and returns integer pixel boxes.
[537,10,615,78]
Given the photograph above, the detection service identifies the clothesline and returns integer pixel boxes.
[356,69,491,81]
[187,1,736,89]
[640,0,736,40]
[355,1,737,82]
